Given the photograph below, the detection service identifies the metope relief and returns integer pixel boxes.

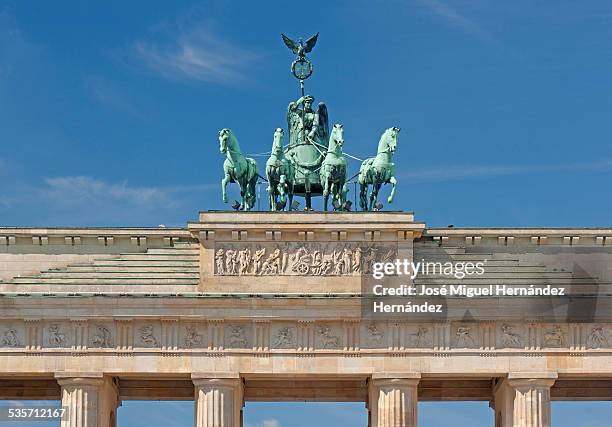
[1,329,20,348]
[183,326,204,349]
[272,326,295,349]
[225,325,250,349]
[500,324,523,348]
[91,325,113,348]
[138,325,159,348]
[588,325,609,349]
[214,242,396,276]
[47,324,67,348]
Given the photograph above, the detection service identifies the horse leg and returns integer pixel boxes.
[359,182,368,211]
[322,178,330,212]
[222,172,231,204]
[388,176,397,204]
[370,182,380,210]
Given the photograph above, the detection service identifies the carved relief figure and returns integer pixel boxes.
[215,249,225,275]
[367,324,384,344]
[184,326,203,349]
[2,329,19,347]
[239,248,252,275]
[318,326,340,349]
[544,325,565,347]
[501,324,522,348]
[139,325,158,347]
[456,326,475,347]
[260,249,282,275]
[253,248,266,275]
[588,326,607,349]
[353,247,362,273]
[48,325,66,346]
[228,326,247,348]
[91,325,112,348]
[273,327,295,348]
[225,249,238,275]
[409,326,428,347]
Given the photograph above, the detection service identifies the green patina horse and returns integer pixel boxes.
[319,123,348,211]
[358,127,400,211]
[265,128,294,211]
[219,128,258,211]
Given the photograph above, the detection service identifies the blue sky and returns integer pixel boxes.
[1,400,611,426]
[1,0,612,227]
[1,1,612,424]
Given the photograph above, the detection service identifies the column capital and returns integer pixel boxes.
[55,372,105,387]
[371,373,421,387]
[192,373,242,388]
[507,372,557,388]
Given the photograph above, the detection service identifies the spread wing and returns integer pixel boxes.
[281,33,299,54]
[304,32,319,53]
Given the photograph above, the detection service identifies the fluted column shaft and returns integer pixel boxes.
[369,374,420,427]
[56,374,119,427]
[493,373,557,427]
[193,374,243,427]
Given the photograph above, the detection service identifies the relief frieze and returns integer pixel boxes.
[214,242,396,276]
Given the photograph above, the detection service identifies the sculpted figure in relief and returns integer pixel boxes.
[48,325,66,346]
[260,249,282,275]
[228,326,247,347]
[501,324,522,348]
[215,249,225,275]
[2,329,19,347]
[367,324,384,344]
[409,326,428,347]
[588,326,607,348]
[139,325,158,347]
[273,327,295,348]
[92,325,112,348]
[456,326,475,347]
[544,325,564,347]
[239,248,252,275]
[253,248,266,275]
[318,326,340,349]
[184,326,203,348]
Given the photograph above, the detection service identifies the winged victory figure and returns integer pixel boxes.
[281,33,319,60]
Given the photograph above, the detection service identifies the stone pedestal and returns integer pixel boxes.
[55,373,119,427]
[193,373,243,427]
[368,374,420,427]
[492,372,557,427]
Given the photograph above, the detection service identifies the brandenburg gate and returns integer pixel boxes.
[0,211,611,426]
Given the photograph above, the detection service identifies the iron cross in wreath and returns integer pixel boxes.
[281,32,319,80]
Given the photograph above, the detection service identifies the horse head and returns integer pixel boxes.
[271,128,284,156]
[219,128,233,154]
[329,123,344,154]
[379,126,400,154]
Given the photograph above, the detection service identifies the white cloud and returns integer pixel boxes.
[418,0,497,44]
[401,159,612,183]
[246,419,281,427]
[132,25,257,84]
[43,176,167,207]
[85,76,144,118]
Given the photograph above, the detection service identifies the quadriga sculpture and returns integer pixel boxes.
[319,123,348,211]
[219,128,258,211]
[265,128,294,211]
[358,127,400,211]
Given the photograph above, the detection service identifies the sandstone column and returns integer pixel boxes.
[492,372,557,427]
[192,373,243,427]
[368,373,420,427]
[55,373,119,427]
